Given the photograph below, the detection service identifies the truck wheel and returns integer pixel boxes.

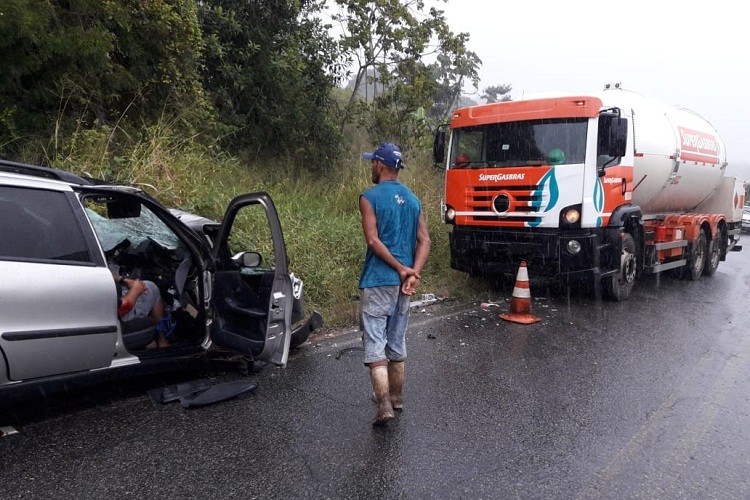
[703,227,725,276]
[683,229,707,280]
[602,233,637,301]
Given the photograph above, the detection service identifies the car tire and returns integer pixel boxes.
[290,297,323,349]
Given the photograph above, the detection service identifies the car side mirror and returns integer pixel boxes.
[232,251,262,268]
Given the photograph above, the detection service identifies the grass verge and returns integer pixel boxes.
[45,126,493,328]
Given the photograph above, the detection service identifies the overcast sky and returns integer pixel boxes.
[434,0,750,168]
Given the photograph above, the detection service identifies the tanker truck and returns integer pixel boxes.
[433,84,745,300]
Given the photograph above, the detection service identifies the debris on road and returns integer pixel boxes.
[410,293,444,308]
[1,425,19,438]
[148,379,258,408]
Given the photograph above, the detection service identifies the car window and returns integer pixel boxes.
[227,205,276,270]
[84,196,182,252]
[0,185,92,263]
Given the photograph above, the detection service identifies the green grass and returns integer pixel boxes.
[41,124,492,328]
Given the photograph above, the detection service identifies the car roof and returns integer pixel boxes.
[0,159,92,185]
[0,169,77,192]
[0,159,144,195]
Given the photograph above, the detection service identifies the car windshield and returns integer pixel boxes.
[84,197,182,252]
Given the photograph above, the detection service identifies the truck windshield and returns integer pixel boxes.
[449,118,588,168]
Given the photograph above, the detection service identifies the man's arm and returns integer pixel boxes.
[412,211,431,274]
[402,211,431,295]
[359,195,418,282]
[113,274,147,317]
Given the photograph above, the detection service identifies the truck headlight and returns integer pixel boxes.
[566,240,582,255]
[562,208,580,224]
[445,207,456,222]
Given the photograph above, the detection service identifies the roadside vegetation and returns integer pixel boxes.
[43,120,490,326]
[0,0,504,326]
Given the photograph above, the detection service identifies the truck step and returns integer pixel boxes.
[646,259,687,274]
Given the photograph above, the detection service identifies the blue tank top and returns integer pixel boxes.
[358,180,421,288]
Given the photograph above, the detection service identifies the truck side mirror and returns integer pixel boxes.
[598,114,628,159]
[433,125,448,166]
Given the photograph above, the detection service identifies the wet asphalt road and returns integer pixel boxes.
[2,250,750,499]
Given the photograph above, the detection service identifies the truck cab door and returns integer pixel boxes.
[210,193,292,366]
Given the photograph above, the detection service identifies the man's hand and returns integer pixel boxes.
[398,267,420,283]
[401,275,421,296]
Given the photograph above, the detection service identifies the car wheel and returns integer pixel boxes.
[289,297,323,349]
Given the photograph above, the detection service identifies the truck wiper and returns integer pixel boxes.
[487,160,547,167]
[453,162,486,169]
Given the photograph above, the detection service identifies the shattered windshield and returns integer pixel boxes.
[449,118,588,168]
[85,197,182,252]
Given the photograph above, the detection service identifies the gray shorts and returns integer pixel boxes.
[360,286,410,364]
[120,280,160,322]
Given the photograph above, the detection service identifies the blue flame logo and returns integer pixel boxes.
[594,178,604,227]
[527,169,559,227]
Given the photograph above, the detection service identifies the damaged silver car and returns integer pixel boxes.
[0,160,322,400]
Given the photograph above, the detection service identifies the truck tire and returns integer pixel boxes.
[602,233,636,301]
[683,229,707,280]
[703,226,725,276]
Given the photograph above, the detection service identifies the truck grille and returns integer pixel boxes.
[466,185,542,224]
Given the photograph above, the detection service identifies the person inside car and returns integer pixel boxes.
[113,273,171,349]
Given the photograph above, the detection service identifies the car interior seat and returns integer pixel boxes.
[120,316,157,350]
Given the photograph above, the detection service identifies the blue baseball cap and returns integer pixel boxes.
[362,142,405,170]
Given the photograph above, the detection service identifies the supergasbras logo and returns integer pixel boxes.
[478,173,525,182]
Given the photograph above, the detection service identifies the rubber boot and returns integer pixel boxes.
[369,364,395,426]
[388,361,404,411]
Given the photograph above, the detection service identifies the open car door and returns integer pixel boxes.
[210,193,293,366]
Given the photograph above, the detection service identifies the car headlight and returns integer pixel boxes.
[290,273,303,299]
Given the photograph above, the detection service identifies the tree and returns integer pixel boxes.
[481,84,513,103]
[331,0,480,145]
[197,0,341,168]
[0,0,207,157]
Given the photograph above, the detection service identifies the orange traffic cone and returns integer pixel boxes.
[499,261,541,324]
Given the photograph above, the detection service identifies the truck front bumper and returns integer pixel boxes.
[449,225,621,279]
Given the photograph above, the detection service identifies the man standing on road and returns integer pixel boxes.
[359,142,431,426]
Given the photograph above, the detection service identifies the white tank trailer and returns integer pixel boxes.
[607,90,729,215]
